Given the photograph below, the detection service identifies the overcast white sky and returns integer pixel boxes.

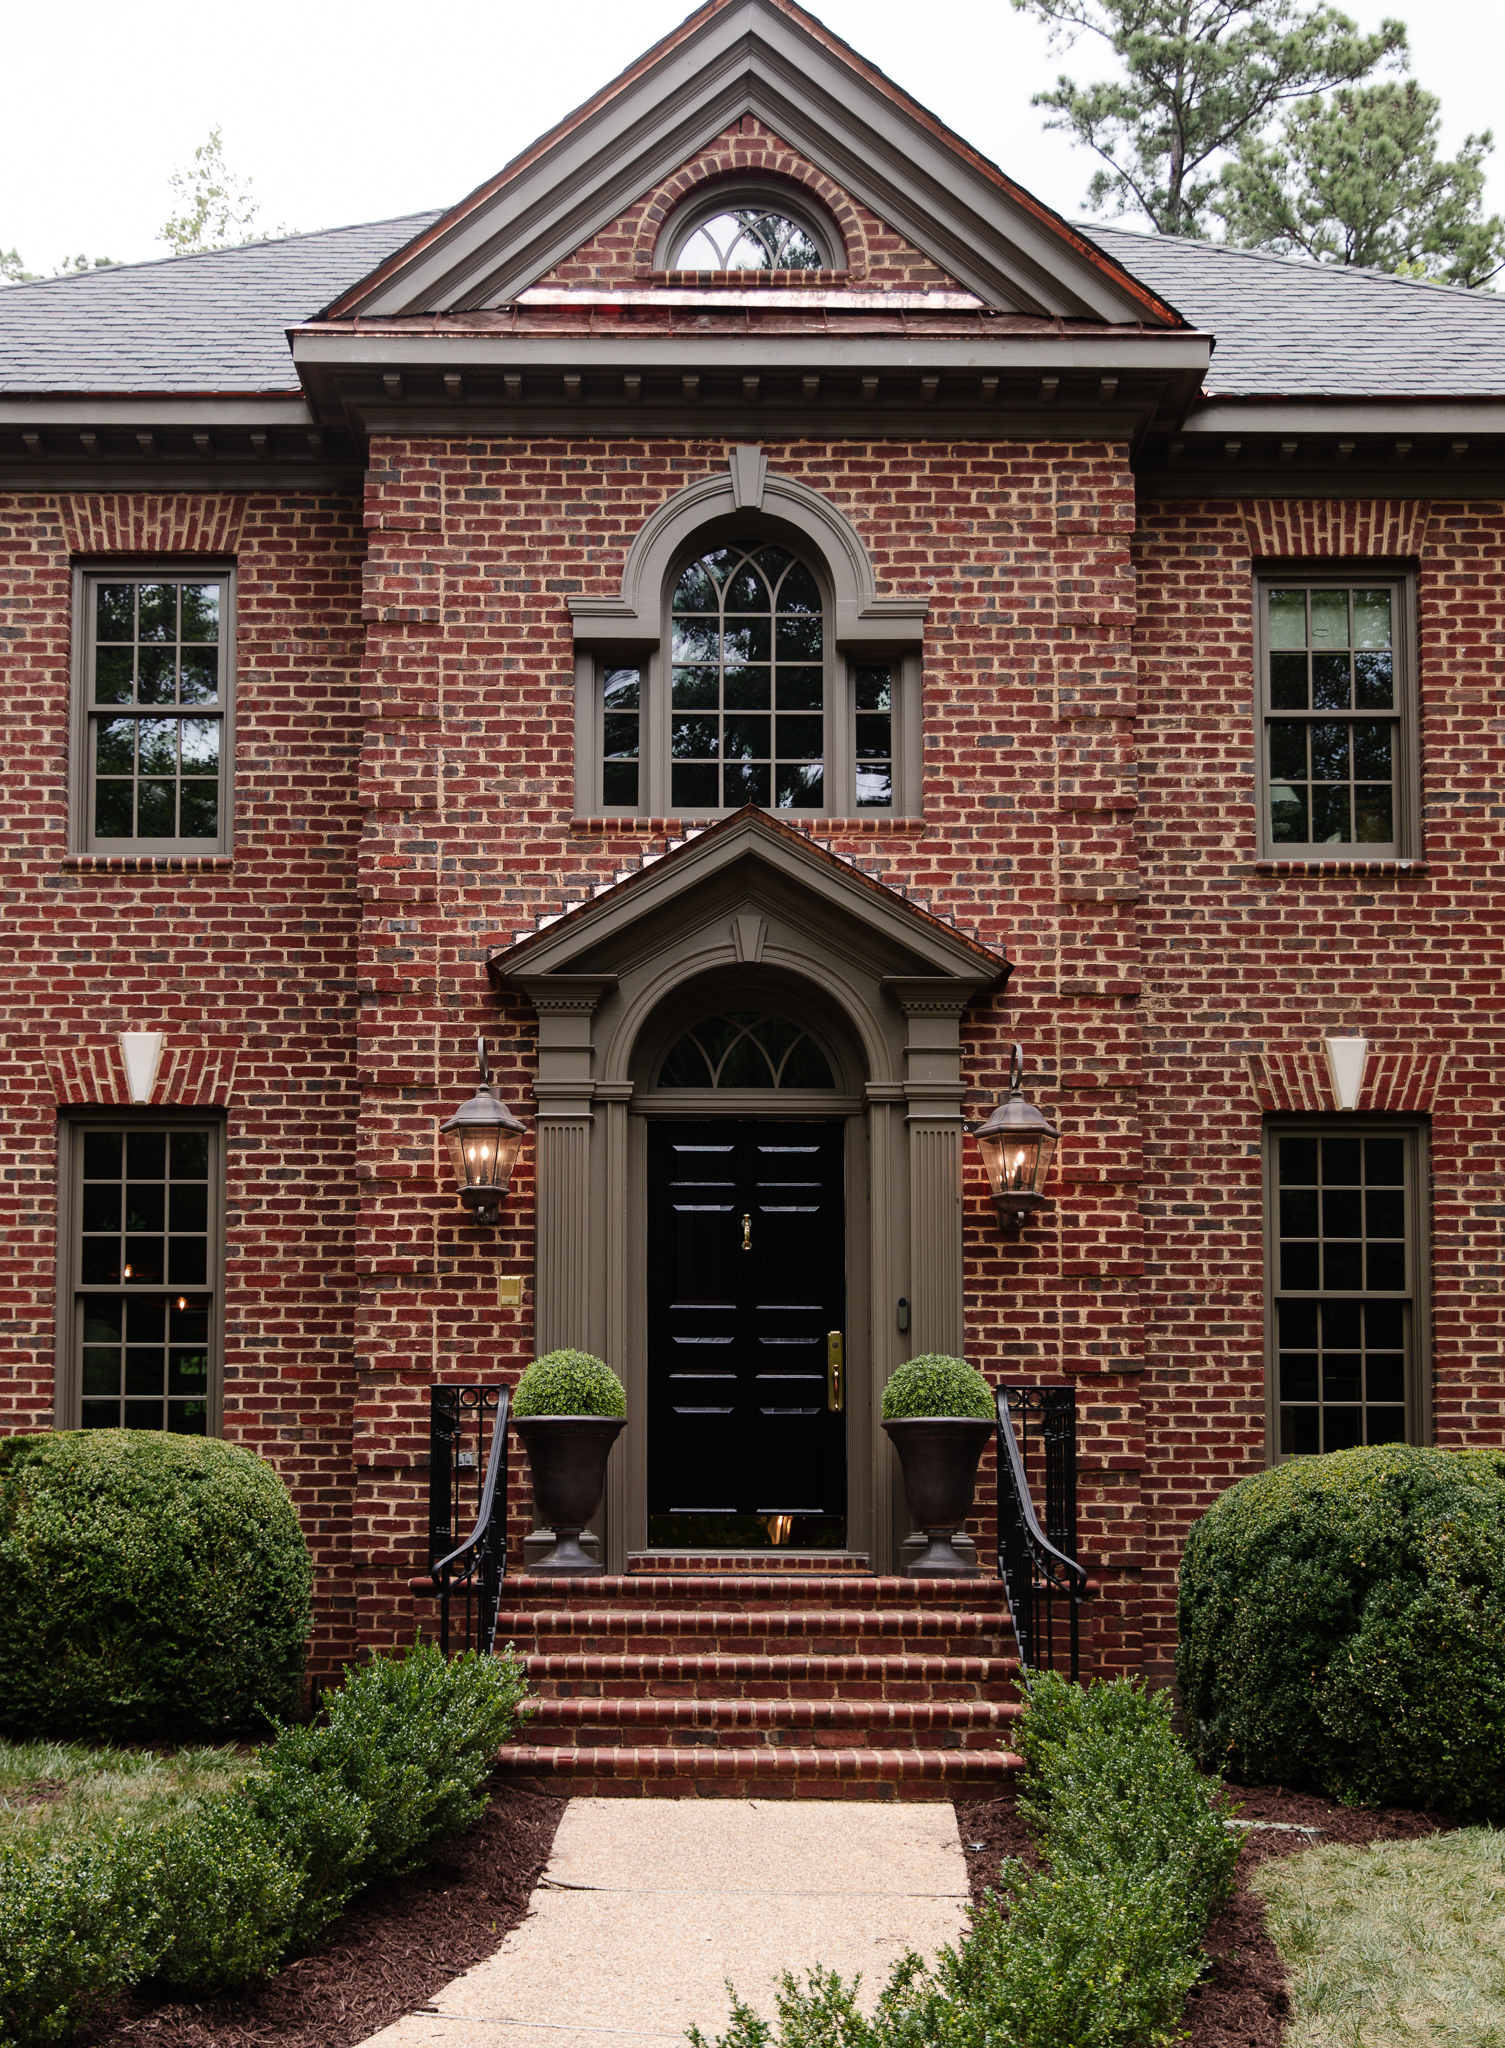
[2,0,1501,276]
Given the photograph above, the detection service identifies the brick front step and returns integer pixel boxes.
[628,1553,873,1573]
[527,1696,1022,1747]
[495,1606,1013,1655]
[493,1742,1023,1800]
[522,1650,1018,1701]
[503,1573,1007,1613]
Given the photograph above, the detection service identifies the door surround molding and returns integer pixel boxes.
[490,809,1010,1569]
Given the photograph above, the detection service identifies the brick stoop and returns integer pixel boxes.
[493,1571,1025,1799]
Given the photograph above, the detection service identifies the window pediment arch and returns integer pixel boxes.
[568,454,926,655]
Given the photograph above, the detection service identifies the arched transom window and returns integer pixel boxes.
[670,545,825,812]
[674,208,824,271]
[659,1013,835,1089]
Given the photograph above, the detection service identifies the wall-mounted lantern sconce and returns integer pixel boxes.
[440,1039,527,1224]
[972,1044,1059,1232]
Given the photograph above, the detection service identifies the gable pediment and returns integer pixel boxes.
[330,0,1182,326]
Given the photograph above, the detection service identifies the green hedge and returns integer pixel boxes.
[513,1350,625,1417]
[0,1433,312,1744]
[881,1354,994,1420]
[692,1672,1238,2048]
[0,1641,530,2045]
[1177,1443,1505,1812]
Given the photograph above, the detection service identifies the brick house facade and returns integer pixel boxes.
[2,0,1501,1720]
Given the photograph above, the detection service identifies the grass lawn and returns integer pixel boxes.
[1255,1826,1505,2048]
[0,1736,253,1856]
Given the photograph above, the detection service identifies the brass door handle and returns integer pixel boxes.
[827,1330,844,1412]
[741,1213,751,1252]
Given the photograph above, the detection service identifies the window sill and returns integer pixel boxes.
[571,816,928,836]
[64,854,234,873]
[1253,858,1428,877]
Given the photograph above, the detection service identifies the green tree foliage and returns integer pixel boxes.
[1215,80,1505,284]
[1,250,119,285]
[1009,0,1406,235]
[160,125,292,254]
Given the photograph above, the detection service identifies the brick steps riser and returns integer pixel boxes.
[504,1574,1006,1614]
[529,1698,1020,1731]
[505,1627,1014,1658]
[494,1744,1023,1801]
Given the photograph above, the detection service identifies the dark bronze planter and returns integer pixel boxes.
[882,1416,994,1577]
[514,1414,626,1576]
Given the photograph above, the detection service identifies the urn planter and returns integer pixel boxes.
[882,1416,994,1576]
[514,1414,625,1576]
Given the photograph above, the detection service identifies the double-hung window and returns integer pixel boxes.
[582,541,918,818]
[57,1116,224,1433]
[1256,573,1416,858]
[1265,1122,1428,1457]
[74,566,234,853]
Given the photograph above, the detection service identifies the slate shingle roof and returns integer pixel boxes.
[2,205,1502,402]
[1081,221,1505,399]
[0,215,442,394]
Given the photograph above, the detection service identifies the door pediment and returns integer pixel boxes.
[487,807,1010,1003]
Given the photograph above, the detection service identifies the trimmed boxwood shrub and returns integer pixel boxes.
[1177,1443,1505,1812]
[0,1432,312,1744]
[513,1350,625,1417]
[880,1353,993,1420]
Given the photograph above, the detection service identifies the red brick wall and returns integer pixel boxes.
[1132,493,1505,1687]
[536,116,962,289]
[5,451,1499,1688]
[0,488,367,1684]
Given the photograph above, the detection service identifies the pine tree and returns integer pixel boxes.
[1010,0,1406,235]
[1215,80,1505,285]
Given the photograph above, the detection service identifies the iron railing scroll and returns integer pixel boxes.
[410,1384,510,1658]
[995,1384,1089,1681]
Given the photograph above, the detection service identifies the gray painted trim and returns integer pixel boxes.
[568,458,927,650]
[493,811,1008,987]
[292,333,1211,373]
[1188,399,1505,436]
[0,397,315,427]
[1252,568,1419,863]
[1260,1116,1433,1459]
[334,2,1178,323]
[54,1109,228,1435]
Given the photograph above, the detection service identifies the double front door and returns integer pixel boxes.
[646,1119,846,1549]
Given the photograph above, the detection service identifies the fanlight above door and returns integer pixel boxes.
[658,1012,835,1089]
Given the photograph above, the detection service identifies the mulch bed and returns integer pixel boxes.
[76,1783,566,2048]
[955,1785,1453,2048]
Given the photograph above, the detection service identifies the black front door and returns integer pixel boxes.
[647,1119,846,1550]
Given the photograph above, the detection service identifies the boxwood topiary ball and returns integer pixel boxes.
[881,1354,994,1421]
[0,1431,312,1744]
[1177,1444,1505,1813]
[512,1350,626,1418]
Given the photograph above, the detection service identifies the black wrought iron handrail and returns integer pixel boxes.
[995,1384,1088,1681]
[409,1384,510,1657]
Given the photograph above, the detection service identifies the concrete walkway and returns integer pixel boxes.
[360,1798,973,2048]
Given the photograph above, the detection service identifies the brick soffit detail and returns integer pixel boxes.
[1242,499,1433,558]
[47,1043,241,1108]
[56,495,246,556]
[1246,1048,1448,1115]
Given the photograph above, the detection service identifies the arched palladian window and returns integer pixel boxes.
[587,534,910,821]
[659,1012,836,1089]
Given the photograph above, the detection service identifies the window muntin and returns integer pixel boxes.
[659,1014,835,1089]
[1259,578,1410,856]
[1270,1127,1420,1456]
[674,209,825,271]
[64,1120,222,1434]
[670,545,825,812]
[80,571,231,852]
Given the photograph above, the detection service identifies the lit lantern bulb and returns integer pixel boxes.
[123,1262,132,1278]
[176,1296,188,1311]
